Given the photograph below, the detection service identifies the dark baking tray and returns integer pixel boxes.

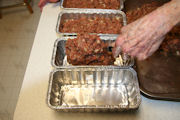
[135,53,180,101]
[125,0,180,101]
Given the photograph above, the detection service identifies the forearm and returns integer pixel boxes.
[171,0,180,25]
[136,0,180,39]
[155,0,180,30]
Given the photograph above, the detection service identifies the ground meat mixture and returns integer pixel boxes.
[60,16,122,34]
[126,2,180,55]
[159,26,180,55]
[65,34,115,65]
[126,2,160,24]
[63,0,120,9]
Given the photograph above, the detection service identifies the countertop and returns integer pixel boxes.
[13,3,180,120]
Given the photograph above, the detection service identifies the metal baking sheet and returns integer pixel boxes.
[47,67,141,112]
[60,0,124,11]
[51,36,134,68]
[135,52,180,101]
[56,9,127,36]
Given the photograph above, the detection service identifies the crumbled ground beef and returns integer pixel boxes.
[63,0,120,9]
[60,16,122,34]
[65,34,115,65]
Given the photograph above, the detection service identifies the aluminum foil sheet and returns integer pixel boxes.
[47,67,141,112]
[51,36,134,68]
[56,9,127,36]
[60,0,124,11]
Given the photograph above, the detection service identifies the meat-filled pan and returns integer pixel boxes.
[56,9,126,36]
[51,36,134,68]
[60,0,124,10]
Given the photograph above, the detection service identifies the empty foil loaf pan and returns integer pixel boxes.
[56,9,127,36]
[60,0,124,10]
[47,67,141,112]
[51,36,134,68]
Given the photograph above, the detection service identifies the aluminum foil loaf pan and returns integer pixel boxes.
[56,9,127,36]
[51,36,134,68]
[60,0,124,11]
[47,67,141,112]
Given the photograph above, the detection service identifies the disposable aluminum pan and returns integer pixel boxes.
[60,0,124,11]
[51,36,134,68]
[47,67,141,112]
[56,9,127,36]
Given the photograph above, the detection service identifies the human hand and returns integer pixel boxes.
[38,0,59,11]
[113,7,175,60]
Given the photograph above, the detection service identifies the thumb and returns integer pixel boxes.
[113,34,127,58]
[113,45,122,58]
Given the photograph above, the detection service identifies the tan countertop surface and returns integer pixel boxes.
[14,3,180,120]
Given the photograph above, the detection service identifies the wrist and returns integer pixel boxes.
[171,0,180,3]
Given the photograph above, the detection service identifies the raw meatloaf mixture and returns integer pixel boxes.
[60,16,122,34]
[63,0,120,9]
[126,2,180,55]
[65,34,115,65]
[126,2,160,24]
[160,26,180,55]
